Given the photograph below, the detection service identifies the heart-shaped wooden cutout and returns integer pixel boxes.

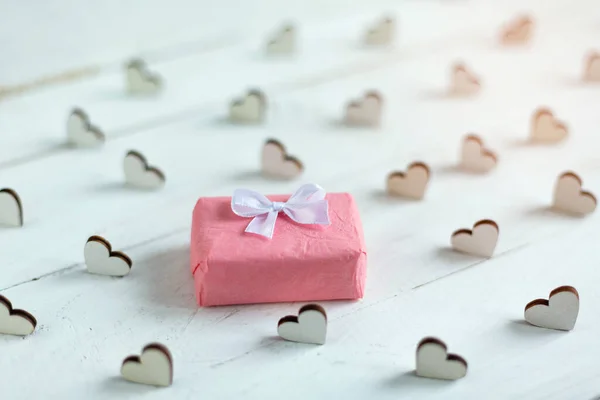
[364,16,395,46]
[67,108,105,147]
[0,188,23,227]
[266,24,295,54]
[499,15,533,45]
[344,90,383,127]
[451,219,499,258]
[0,295,36,336]
[450,63,480,96]
[261,139,303,180]
[552,172,596,215]
[386,162,430,200]
[84,235,132,277]
[530,108,568,143]
[524,286,579,331]
[416,337,467,380]
[229,89,267,124]
[460,134,497,173]
[277,304,327,345]
[583,51,600,82]
[124,150,165,190]
[121,343,173,387]
[126,59,162,95]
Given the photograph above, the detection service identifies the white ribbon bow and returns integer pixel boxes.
[231,183,331,239]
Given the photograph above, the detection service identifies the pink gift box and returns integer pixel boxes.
[190,192,367,306]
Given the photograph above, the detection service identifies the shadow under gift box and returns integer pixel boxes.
[190,192,367,306]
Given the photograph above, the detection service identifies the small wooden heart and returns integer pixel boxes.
[524,286,579,331]
[229,89,267,124]
[124,150,165,190]
[261,139,303,180]
[460,134,497,173]
[0,188,23,227]
[583,51,600,82]
[416,337,467,380]
[266,24,295,55]
[386,162,430,200]
[126,58,162,95]
[67,108,105,147]
[530,107,568,143]
[278,304,327,345]
[121,343,173,387]
[552,171,596,215]
[344,90,383,127]
[451,219,499,258]
[84,235,132,277]
[364,16,395,46]
[0,295,36,336]
[499,15,533,45]
[450,63,480,96]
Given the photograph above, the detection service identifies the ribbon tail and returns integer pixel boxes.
[245,211,279,238]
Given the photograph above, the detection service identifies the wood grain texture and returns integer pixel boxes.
[1,0,600,398]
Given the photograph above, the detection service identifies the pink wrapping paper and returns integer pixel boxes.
[190,192,367,306]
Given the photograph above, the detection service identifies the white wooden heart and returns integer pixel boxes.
[460,135,497,173]
[0,295,36,336]
[84,235,132,277]
[499,15,533,45]
[121,343,173,387]
[124,150,165,190]
[278,304,327,345]
[67,108,105,147]
[451,219,499,258]
[386,162,430,200]
[584,52,600,82]
[450,63,480,96]
[530,108,568,143]
[364,17,395,46]
[126,59,162,95]
[552,172,596,215]
[524,286,579,331]
[344,91,382,127]
[261,139,303,180]
[0,188,23,227]
[229,89,266,123]
[416,337,467,380]
[266,24,295,54]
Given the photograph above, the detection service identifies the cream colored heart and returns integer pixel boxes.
[344,91,382,127]
[584,53,600,82]
[450,65,480,96]
[451,219,499,257]
[121,343,173,387]
[126,59,162,95]
[524,286,579,331]
[84,236,131,277]
[124,151,165,190]
[0,189,23,227]
[266,25,295,54]
[229,91,266,123]
[460,135,497,173]
[500,15,533,45]
[386,162,430,200]
[0,295,36,336]
[67,108,105,147]
[552,172,596,215]
[416,337,467,381]
[530,109,568,143]
[278,304,327,345]
[364,17,395,46]
[261,139,303,180]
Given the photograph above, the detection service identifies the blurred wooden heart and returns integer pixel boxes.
[67,108,104,147]
[364,16,395,46]
[0,295,36,336]
[266,24,295,54]
[229,89,267,123]
[552,172,596,215]
[450,63,480,96]
[500,15,533,45]
[84,235,132,277]
[524,286,579,331]
[261,139,303,180]
[530,108,568,143]
[0,188,23,227]
[386,162,430,200]
[344,90,383,127]
[583,51,600,82]
[416,337,467,380]
[451,219,499,257]
[460,135,497,173]
[121,343,173,387]
[124,150,165,190]
[278,304,327,345]
[126,59,162,95]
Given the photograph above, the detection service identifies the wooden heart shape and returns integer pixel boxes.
[500,15,533,45]
[0,188,23,227]
[416,337,467,380]
[261,139,303,180]
[524,286,579,331]
[67,108,105,147]
[0,295,36,336]
[530,108,568,143]
[552,172,596,215]
[266,24,295,54]
[460,134,497,173]
[121,343,173,387]
[84,235,132,277]
[451,219,499,257]
[386,162,430,200]
[229,89,267,123]
[124,150,165,190]
[450,63,480,96]
[583,51,600,82]
[277,304,327,345]
[126,59,162,95]
[364,16,395,46]
[344,90,383,127]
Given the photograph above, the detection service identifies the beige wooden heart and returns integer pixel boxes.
[364,17,395,46]
[584,52,600,82]
[450,63,480,96]
[530,108,568,143]
[230,89,266,123]
[499,15,533,45]
[277,304,327,345]
[0,188,23,227]
[121,343,173,387]
[386,162,430,200]
[124,150,165,190]
[266,24,295,54]
[552,172,596,215]
[344,91,383,127]
[261,139,303,180]
[451,219,499,257]
[524,286,579,331]
[67,108,105,147]
[0,295,36,336]
[126,59,162,95]
[460,135,497,173]
[84,235,132,277]
[416,337,467,380]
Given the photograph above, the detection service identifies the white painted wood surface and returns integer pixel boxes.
[1,0,600,398]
